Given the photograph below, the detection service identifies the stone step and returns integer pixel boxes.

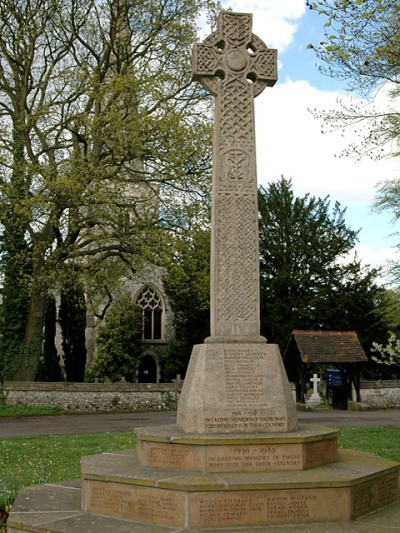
[7,448,400,532]
[135,423,340,472]
[79,448,399,528]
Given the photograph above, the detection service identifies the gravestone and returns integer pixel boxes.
[309,373,322,405]
[177,10,297,434]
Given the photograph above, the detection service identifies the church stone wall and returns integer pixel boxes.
[3,382,181,411]
[360,380,400,409]
[3,381,400,411]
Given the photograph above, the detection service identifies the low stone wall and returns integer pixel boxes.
[2,380,400,411]
[2,381,182,411]
[360,380,400,409]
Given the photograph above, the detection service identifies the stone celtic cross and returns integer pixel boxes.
[193,11,277,342]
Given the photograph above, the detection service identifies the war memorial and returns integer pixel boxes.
[8,11,400,532]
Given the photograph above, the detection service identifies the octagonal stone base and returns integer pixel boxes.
[135,424,339,472]
[80,447,399,529]
[177,343,297,434]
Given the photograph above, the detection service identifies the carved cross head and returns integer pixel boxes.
[192,11,277,97]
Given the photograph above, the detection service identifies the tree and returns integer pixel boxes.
[259,177,387,352]
[88,294,143,382]
[0,220,31,381]
[161,227,210,380]
[307,0,400,94]
[368,287,400,378]
[371,333,400,367]
[0,0,214,380]
[306,0,400,158]
[59,275,87,382]
[36,294,63,382]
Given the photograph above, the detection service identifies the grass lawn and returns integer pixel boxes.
[0,405,74,417]
[0,432,136,510]
[1,427,399,510]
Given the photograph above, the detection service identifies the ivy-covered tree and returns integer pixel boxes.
[259,177,387,353]
[89,295,143,382]
[0,0,214,380]
[36,294,63,382]
[161,227,210,380]
[59,276,87,382]
[0,220,31,381]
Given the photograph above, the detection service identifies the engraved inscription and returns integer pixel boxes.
[207,444,302,471]
[148,445,189,467]
[86,482,182,526]
[137,494,178,522]
[224,348,266,405]
[90,485,131,514]
[204,415,287,432]
[352,473,399,517]
[304,439,337,468]
[193,492,320,527]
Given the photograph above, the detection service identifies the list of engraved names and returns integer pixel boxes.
[224,348,267,406]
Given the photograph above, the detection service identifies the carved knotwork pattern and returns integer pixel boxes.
[255,52,277,79]
[220,79,253,189]
[222,12,251,45]
[195,45,219,75]
[217,193,258,324]
[221,80,253,145]
[191,12,277,337]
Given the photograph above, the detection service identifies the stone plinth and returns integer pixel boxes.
[135,424,339,472]
[7,477,400,533]
[177,343,297,434]
[79,446,399,529]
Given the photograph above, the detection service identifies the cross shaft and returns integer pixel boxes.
[192,12,277,342]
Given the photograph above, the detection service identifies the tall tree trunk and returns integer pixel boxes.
[12,286,47,381]
[12,251,48,381]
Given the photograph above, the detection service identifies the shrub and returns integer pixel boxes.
[89,295,143,382]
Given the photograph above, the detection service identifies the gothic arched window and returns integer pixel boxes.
[135,285,163,340]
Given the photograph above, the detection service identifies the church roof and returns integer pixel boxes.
[284,330,368,364]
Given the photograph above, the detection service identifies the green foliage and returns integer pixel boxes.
[371,332,400,371]
[307,0,400,160]
[0,405,69,417]
[88,295,143,382]
[161,228,210,379]
[0,0,214,379]
[59,276,87,382]
[307,0,400,95]
[0,217,31,381]
[36,294,63,382]
[258,178,387,353]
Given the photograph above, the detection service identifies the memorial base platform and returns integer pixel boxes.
[8,424,400,532]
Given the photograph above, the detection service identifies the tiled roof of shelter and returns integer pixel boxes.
[285,330,368,364]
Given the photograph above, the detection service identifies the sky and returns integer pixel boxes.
[204,0,400,278]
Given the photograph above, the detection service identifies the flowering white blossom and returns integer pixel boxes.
[371,333,400,366]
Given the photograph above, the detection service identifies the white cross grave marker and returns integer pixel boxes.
[310,373,322,404]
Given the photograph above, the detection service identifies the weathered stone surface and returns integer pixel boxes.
[82,480,185,528]
[136,424,339,472]
[177,343,297,434]
[8,453,400,531]
[192,11,276,342]
[3,381,181,411]
[79,448,399,527]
